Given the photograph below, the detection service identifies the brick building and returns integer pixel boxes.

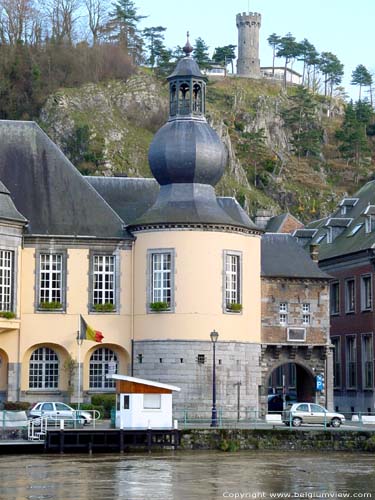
[260,234,332,411]
[296,183,375,413]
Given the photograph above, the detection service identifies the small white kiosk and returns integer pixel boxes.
[109,374,181,429]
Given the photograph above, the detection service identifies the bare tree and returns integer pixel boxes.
[0,0,37,44]
[45,0,82,44]
[84,0,108,45]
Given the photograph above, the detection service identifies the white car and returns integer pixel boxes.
[283,403,345,428]
[28,401,92,425]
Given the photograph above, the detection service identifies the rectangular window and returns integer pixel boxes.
[151,252,172,306]
[39,253,63,306]
[345,279,355,313]
[0,250,13,312]
[346,336,357,388]
[197,354,205,364]
[302,303,310,325]
[332,337,341,388]
[361,275,372,311]
[279,303,288,325]
[287,328,306,342]
[143,394,161,409]
[92,255,115,307]
[362,334,374,389]
[224,253,241,310]
[330,282,340,315]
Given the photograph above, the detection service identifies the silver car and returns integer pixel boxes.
[283,403,345,428]
[28,401,92,425]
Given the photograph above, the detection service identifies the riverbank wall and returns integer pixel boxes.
[180,428,375,452]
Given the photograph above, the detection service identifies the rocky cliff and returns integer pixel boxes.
[39,70,369,221]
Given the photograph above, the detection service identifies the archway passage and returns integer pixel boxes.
[267,362,315,412]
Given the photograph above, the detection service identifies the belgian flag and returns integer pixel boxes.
[79,315,104,343]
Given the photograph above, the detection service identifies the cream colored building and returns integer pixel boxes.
[0,40,331,417]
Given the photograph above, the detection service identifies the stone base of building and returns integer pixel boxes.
[133,340,262,418]
[333,390,375,415]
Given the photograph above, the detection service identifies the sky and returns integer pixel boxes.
[136,0,374,101]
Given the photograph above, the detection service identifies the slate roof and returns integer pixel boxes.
[265,212,302,233]
[86,176,260,230]
[86,177,159,225]
[0,180,27,224]
[0,121,129,239]
[261,233,331,279]
[306,180,375,260]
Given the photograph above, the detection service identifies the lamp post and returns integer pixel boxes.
[210,329,219,427]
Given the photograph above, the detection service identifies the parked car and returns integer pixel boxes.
[28,402,92,424]
[282,403,345,428]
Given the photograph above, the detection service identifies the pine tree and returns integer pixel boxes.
[193,37,211,69]
[267,33,280,77]
[143,26,167,68]
[351,64,373,100]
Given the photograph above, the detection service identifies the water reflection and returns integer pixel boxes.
[0,451,374,500]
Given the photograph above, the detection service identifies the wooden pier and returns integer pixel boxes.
[45,428,180,453]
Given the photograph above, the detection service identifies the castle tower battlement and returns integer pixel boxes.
[236,12,261,78]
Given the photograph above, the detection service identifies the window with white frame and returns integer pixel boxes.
[39,253,63,306]
[29,347,59,389]
[332,337,341,388]
[345,278,355,313]
[361,275,372,311]
[224,252,241,309]
[0,250,13,311]
[143,394,161,409]
[302,303,310,325]
[92,255,115,308]
[151,252,172,307]
[362,334,374,389]
[89,347,117,389]
[346,336,357,388]
[279,302,288,325]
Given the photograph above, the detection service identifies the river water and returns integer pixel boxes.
[0,451,374,500]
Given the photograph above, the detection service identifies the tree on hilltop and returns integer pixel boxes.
[212,44,236,74]
[276,33,300,88]
[143,26,167,68]
[319,52,344,98]
[351,64,373,101]
[193,37,211,69]
[267,33,280,77]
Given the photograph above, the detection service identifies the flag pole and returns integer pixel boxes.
[76,315,83,412]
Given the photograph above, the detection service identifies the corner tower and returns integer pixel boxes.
[130,35,262,414]
[236,12,261,78]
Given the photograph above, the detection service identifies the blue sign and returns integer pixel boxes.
[316,374,324,391]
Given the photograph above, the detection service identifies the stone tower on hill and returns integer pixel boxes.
[236,12,261,78]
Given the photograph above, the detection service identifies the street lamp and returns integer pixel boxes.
[210,329,219,427]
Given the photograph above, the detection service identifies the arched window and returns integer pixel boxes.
[193,82,202,113]
[178,81,190,115]
[89,347,118,389]
[170,83,177,116]
[29,347,59,389]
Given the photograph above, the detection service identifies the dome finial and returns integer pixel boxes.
[183,31,193,56]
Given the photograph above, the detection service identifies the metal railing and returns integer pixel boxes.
[174,408,375,431]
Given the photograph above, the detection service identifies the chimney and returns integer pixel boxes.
[255,209,273,230]
[309,243,319,263]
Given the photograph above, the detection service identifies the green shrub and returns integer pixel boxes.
[39,301,63,310]
[91,394,116,418]
[0,311,16,319]
[219,438,240,452]
[3,401,31,411]
[92,303,115,312]
[150,301,169,312]
[227,303,242,312]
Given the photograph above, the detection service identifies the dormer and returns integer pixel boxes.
[339,198,359,215]
[292,228,317,247]
[363,205,375,233]
[325,218,352,242]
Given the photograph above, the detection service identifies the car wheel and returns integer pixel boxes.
[330,417,341,428]
[292,417,302,427]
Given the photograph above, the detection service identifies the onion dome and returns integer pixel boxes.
[132,34,258,231]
